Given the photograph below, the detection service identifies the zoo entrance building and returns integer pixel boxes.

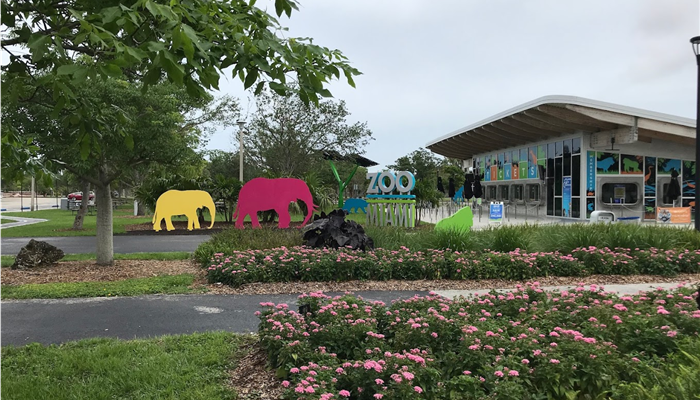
[426,96,696,222]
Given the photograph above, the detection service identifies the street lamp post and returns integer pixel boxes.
[236,120,246,182]
[691,36,700,231]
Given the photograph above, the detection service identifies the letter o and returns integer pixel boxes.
[396,171,416,193]
[378,171,396,193]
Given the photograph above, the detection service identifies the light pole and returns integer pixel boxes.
[691,36,700,231]
[236,120,246,182]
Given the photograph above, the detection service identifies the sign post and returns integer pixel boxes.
[489,202,504,224]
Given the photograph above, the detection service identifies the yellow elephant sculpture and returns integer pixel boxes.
[152,190,216,232]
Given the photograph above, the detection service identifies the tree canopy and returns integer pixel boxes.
[246,88,373,178]
[1,0,362,178]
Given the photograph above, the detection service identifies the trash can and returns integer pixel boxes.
[617,216,640,224]
[590,210,615,223]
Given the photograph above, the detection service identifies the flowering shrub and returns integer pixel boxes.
[257,284,700,399]
[205,246,700,287]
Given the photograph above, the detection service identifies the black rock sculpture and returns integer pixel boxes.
[303,209,374,251]
[11,239,65,270]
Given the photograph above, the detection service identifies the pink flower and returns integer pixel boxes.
[414,386,423,393]
[290,368,300,373]
[375,379,384,385]
[431,332,438,338]
[339,390,351,397]
[374,394,384,399]
[463,370,472,375]
[305,386,315,394]
[494,371,504,377]
[282,381,290,387]
[667,330,678,337]
[521,359,530,364]
[550,359,560,364]
[509,370,519,376]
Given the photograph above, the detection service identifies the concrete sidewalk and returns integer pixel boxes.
[0,216,48,229]
[433,282,696,299]
[3,282,696,346]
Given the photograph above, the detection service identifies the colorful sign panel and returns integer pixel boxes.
[489,202,503,222]
[596,152,619,175]
[519,161,528,180]
[586,151,596,196]
[658,158,681,175]
[656,207,691,224]
[644,156,656,197]
[621,154,643,175]
[562,177,572,218]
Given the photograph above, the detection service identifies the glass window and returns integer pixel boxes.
[572,198,580,218]
[499,185,509,201]
[527,184,539,201]
[555,158,563,196]
[512,185,524,201]
[572,137,581,154]
[601,183,640,205]
[555,141,563,157]
[547,142,555,159]
[564,153,571,176]
[512,151,519,163]
[487,185,497,200]
[572,155,581,196]
[555,198,563,216]
[563,139,572,155]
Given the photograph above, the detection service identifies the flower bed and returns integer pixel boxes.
[205,246,700,287]
[258,284,700,399]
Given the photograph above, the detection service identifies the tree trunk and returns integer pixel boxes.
[95,181,114,266]
[72,180,90,230]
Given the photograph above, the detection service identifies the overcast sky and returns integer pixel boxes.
[210,0,700,171]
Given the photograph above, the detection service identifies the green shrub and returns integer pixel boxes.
[193,227,303,265]
[258,286,700,400]
[204,246,700,288]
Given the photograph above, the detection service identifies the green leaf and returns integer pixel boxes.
[243,68,258,90]
[27,35,52,62]
[99,64,123,78]
[253,81,265,95]
[124,134,134,150]
[56,64,84,75]
[125,46,148,61]
[268,82,287,96]
[102,6,122,23]
[80,136,91,160]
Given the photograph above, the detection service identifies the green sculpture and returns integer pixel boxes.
[435,207,474,232]
[323,151,378,208]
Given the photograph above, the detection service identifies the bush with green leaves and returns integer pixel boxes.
[257,285,700,399]
[203,246,700,287]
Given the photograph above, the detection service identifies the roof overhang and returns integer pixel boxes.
[426,95,697,159]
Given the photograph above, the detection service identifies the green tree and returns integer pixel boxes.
[246,88,373,178]
[2,0,360,180]
[389,148,444,225]
[2,79,227,264]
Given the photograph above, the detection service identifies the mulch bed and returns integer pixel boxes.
[228,341,285,400]
[4,259,699,295]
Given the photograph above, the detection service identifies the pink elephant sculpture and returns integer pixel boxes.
[233,178,318,229]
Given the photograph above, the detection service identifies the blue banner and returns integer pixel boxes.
[563,176,572,218]
[489,203,503,220]
[586,151,596,196]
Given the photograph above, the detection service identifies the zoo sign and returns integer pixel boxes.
[366,171,416,195]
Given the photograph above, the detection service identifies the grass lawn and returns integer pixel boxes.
[1,332,249,400]
[0,251,192,268]
[1,206,153,237]
[1,217,16,224]
[1,274,205,300]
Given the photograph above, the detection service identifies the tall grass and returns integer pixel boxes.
[194,223,700,266]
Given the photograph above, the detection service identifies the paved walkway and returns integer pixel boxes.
[1,235,212,255]
[1,291,427,346]
[433,282,695,299]
[2,282,695,346]
[0,216,49,230]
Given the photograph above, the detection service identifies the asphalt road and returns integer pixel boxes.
[1,235,212,255]
[1,291,428,346]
